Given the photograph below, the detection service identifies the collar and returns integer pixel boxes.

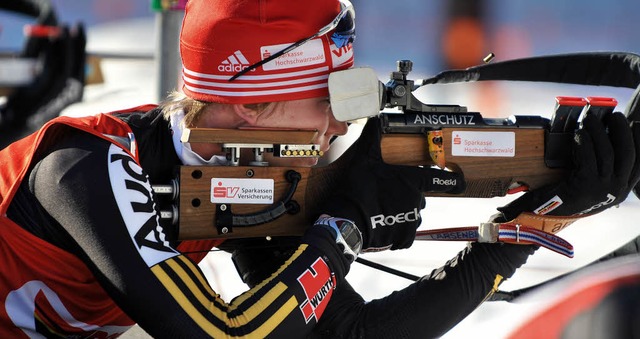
[169,110,229,166]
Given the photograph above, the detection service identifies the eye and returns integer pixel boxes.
[322,98,332,111]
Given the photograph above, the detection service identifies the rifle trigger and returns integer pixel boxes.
[427,130,446,169]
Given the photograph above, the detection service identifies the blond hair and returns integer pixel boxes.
[159,91,275,127]
[159,91,210,127]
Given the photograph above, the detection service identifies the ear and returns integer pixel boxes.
[232,104,259,125]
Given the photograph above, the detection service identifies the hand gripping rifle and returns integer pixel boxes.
[154,52,640,241]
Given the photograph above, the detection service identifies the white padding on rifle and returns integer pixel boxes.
[329,67,382,122]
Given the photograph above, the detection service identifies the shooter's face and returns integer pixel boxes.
[253,97,348,167]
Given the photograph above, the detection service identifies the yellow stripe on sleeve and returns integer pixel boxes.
[151,263,230,338]
[248,296,299,338]
[229,244,307,311]
[152,255,304,337]
[166,258,291,326]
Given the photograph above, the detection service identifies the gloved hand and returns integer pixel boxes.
[498,112,640,224]
[322,117,465,252]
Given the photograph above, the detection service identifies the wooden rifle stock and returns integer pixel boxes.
[380,127,567,197]
[175,121,568,240]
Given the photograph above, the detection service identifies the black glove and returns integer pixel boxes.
[322,117,465,252]
[499,112,640,221]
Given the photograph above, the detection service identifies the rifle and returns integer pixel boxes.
[154,52,640,241]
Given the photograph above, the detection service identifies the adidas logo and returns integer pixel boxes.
[218,50,253,73]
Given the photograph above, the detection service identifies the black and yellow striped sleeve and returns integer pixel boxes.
[147,227,348,338]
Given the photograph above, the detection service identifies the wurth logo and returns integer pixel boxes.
[297,258,335,324]
[218,50,253,73]
[213,182,239,199]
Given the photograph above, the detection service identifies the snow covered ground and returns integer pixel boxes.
[48,12,640,339]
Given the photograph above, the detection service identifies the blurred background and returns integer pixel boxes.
[3,0,640,119]
[4,0,640,70]
[2,1,639,338]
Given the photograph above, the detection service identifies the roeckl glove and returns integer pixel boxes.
[498,112,640,223]
[322,117,465,252]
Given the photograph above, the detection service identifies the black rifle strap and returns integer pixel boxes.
[422,52,640,121]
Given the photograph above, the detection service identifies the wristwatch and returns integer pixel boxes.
[314,215,363,263]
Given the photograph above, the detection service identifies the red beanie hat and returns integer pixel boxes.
[180,0,355,104]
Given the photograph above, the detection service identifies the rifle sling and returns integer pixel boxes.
[422,52,640,121]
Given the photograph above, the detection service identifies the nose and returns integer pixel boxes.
[327,111,349,137]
